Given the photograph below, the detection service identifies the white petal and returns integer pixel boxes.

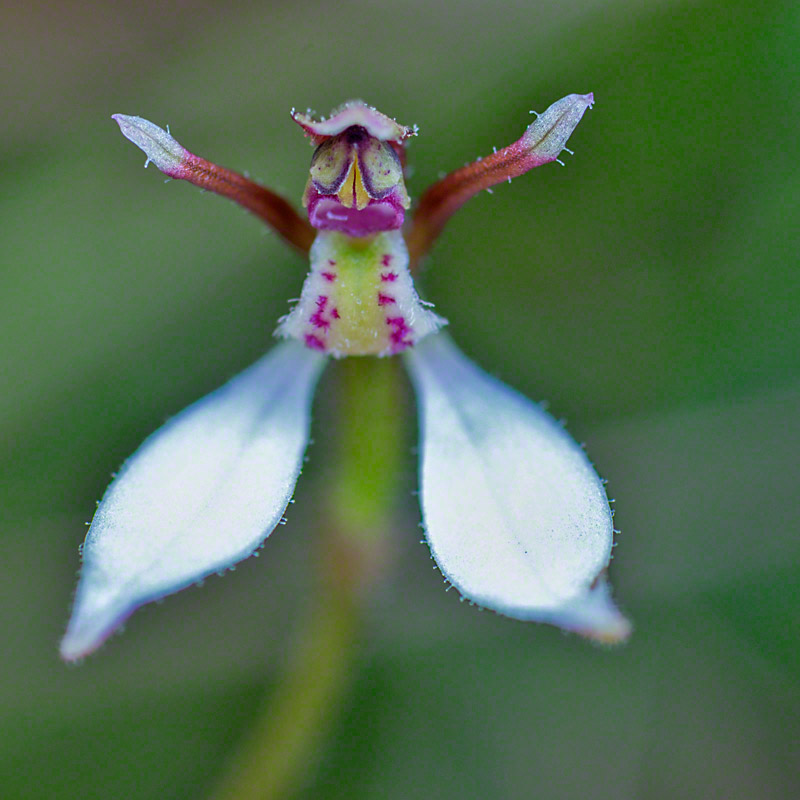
[404,334,629,641]
[61,341,326,660]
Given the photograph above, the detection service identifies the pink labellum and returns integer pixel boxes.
[305,189,406,237]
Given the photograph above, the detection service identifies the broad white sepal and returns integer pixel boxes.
[404,334,629,641]
[61,340,326,660]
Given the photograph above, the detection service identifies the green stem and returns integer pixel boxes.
[209,356,406,800]
[208,583,358,800]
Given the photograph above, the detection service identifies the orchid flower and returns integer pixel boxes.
[61,94,630,661]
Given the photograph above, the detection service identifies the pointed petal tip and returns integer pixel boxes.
[59,631,99,663]
[59,604,129,662]
[572,609,632,645]
[558,579,632,644]
[486,578,631,643]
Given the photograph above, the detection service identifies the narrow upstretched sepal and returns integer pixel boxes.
[112,113,315,253]
[406,92,595,266]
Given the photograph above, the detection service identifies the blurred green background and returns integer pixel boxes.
[2,0,799,797]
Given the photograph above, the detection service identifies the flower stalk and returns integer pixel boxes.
[209,357,406,800]
[208,576,357,800]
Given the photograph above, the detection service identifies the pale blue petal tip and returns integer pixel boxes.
[60,602,129,662]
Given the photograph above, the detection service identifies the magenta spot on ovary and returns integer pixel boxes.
[321,271,337,282]
[380,271,398,282]
[381,254,392,267]
[304,333,326,351]
[327,259,337,266]
[331,307,340,319]
[386,315,412,350]
[310,294,332,329]
[377,293,395,306]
